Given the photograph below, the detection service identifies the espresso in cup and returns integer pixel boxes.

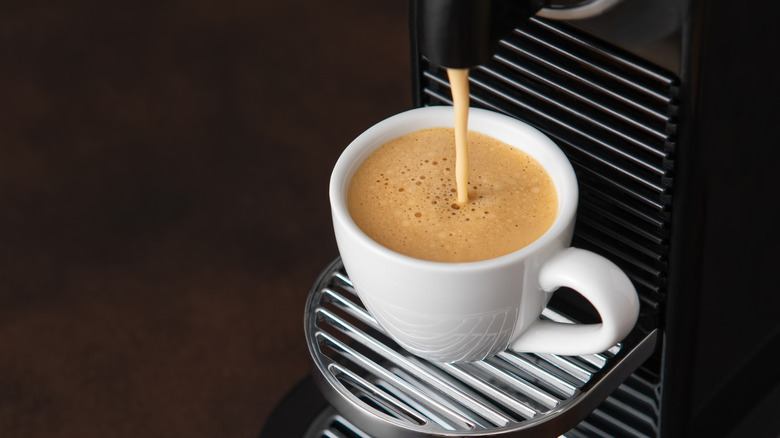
[347,127,558,263]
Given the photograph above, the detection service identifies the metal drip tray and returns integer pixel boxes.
[305,258,658,437]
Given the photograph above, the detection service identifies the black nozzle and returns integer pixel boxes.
[415,0,545,69]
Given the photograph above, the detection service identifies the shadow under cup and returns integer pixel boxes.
[329,106,627,363]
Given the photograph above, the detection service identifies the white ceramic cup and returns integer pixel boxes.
[329,106,639,363]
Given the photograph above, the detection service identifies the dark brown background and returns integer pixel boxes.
[0,1,410,436]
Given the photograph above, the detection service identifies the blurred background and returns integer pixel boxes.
[0,0,410,436]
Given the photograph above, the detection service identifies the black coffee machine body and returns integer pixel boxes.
[263,1,780,437]
[410,0,780,436]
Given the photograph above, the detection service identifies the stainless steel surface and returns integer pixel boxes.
[305,258,658,437]
[538,0,622,20]
[304,408,372,438]
[303,372,661,438]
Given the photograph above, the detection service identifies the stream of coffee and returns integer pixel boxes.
[447,68,470,206]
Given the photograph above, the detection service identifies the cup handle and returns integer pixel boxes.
[510,247,640,356]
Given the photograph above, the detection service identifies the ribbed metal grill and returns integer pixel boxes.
[305,260,658,437]
[304,409,371,438]
[418,17,678,316]
[567,373,660,438]
[304,373,660,438]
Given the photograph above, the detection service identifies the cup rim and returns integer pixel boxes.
[330,106,578,272]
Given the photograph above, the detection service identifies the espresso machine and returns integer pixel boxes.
[262,0,780,436]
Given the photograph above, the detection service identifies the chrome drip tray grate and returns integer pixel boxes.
[305,258,658,437]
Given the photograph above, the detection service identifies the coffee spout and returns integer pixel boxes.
[414,0,546,69]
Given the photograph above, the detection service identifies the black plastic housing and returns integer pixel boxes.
[414,0,545,68]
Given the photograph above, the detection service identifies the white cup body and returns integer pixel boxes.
[329,106,637,363]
